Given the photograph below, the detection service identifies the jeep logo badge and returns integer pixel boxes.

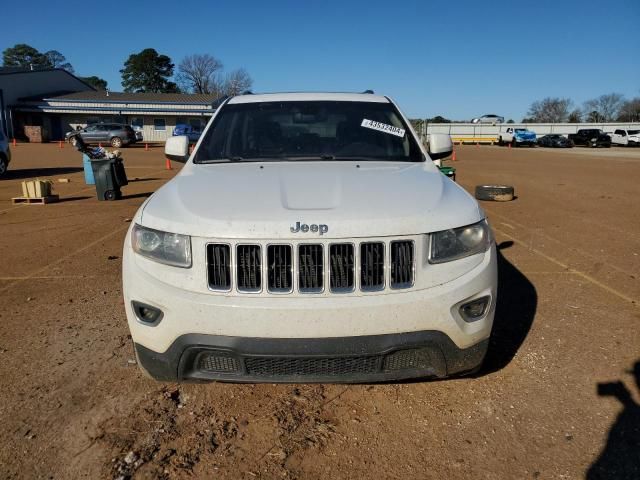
[290,222,328,235]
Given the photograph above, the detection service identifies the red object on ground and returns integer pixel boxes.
[452,150,457,161]
[59,141,63,149]
[145,143,149,151]
[12,138,16,147]
[165,158,172,170]
[508,143,512,149]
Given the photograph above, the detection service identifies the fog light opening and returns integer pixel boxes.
[459,296,490,322]
[132,301,163,325]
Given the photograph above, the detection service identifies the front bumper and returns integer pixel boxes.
[135,331,489,382]
[124,239,497,383]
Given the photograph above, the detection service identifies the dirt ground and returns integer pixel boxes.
[0,143,638,480]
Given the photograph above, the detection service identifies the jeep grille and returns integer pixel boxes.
[206,239,414,294]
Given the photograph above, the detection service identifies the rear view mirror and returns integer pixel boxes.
[428,133,453,160]
[165,136,190,163]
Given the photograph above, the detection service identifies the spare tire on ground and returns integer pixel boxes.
[475,185,514,202]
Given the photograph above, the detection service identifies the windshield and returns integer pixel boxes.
[194,101,423,163]
[628,130,640,135]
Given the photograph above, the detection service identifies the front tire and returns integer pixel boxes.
[511,139,517,148]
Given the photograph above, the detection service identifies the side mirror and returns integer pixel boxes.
[165,135,189,163]
[428,133,453,160]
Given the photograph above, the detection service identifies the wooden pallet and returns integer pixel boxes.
[12,195,59,205]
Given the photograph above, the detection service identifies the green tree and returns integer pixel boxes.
[80,76,108,90]
[2,43,48,68]
[120,48,178,93]
[43,50,74,72]
[506,119,515,124]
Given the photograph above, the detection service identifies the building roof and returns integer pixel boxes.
[47,91,219,105]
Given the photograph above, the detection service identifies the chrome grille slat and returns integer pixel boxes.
[329,243,355,292]
[360,242,385,290]
[390,241,414,289]
[298,244,323,293]
[268,245,293,292]
[207,244,231,290]
[237,245,262,292]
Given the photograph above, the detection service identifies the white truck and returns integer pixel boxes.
[497,127,537,147]
[123,92,498,383]
[610,128,640,147]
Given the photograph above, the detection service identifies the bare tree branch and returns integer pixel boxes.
[526,97,572,122]
[177,54,223,94]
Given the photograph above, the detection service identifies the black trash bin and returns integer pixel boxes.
[90,157,128,201]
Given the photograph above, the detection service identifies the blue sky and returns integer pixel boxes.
[1,0,638,120]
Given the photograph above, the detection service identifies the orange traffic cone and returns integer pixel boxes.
[165,158,172,170]
[12,138,16,147]
[145,143,149,151]
[59,140,64,149]
[508,143,512,149]
[452,150,457,161]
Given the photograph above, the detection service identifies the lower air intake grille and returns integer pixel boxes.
[198,352,240,372]
[245,355,379,377]
[329,243,354,291]
[390,241,414,288]
[360,242,385,290]
[207,244,231,290]
[237,245,261,291]
[298,244,323,292]
[383,348,433,371]
[267,245,293,292]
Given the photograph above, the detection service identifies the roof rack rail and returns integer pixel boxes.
[362,89,374,94]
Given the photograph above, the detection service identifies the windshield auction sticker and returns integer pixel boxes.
[361,119,405,137]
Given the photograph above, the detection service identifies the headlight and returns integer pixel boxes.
[429,220,491,264]
[132,224,192,268]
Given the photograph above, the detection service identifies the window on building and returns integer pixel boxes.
[154,119,166,131]
[189,118,203,131]
[175,117,187,127]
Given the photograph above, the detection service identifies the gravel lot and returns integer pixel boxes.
[0,143,638,479]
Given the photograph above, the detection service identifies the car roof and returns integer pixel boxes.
[227,92,390,104]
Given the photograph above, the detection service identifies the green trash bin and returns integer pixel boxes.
[90,157,128,201]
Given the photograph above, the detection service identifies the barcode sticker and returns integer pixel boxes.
[361,119,405,138]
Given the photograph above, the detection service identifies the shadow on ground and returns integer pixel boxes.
[587,360,640,480]
[4,167,83,180]
[121,192,153,200]
[481,241,538,374]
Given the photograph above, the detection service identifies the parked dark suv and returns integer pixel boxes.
[66,123,138,148]
[568,129,611,148]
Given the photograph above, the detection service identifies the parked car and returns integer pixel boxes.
[66,123,138,148]
[471,114,504,125]
[0,128,11,178]
[173,124,202,143]
[568,129,611,148]
[537,134,573,148]
[497,127,537,147]
[123,91,498,383]
[610,129,640,147]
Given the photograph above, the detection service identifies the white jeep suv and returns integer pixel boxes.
[123,92,498,382]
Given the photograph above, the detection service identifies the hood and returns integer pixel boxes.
[140,161,483,239]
